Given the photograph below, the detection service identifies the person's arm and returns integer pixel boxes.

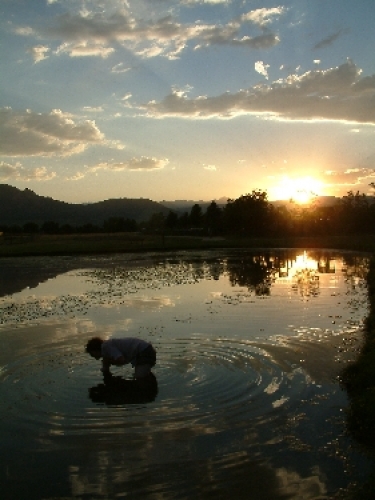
[101,357,112,373]
[110,355,125,366]
[101,355,125,372]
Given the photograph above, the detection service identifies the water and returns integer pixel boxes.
[0,249,372,499]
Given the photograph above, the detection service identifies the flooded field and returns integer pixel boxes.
[0,249,372,499]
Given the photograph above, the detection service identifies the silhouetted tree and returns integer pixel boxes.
[205,201,223,235]
[178,212,190,229]
[165,211,179,231]
[224,190,271,236]
[23,222,39,233]
[103,217,137,233]
[42,221,60,234]
[189,204,203,227]
[146,212,165,233]
[269,205,293,236]
[334,191,370,233]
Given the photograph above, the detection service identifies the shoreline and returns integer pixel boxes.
[2,232,375,258]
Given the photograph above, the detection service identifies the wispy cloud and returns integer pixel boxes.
[314,29,347,50]
[27,45,50,63]
[323,168,375,187]
[55,41,115,58]
[0,161,56,181]
[142,60,375,124]
[182,0,230,5]
[82,106,104,113]
[111,62,131,73]
[203,164,217,171]
[16,7,284,60]
[90,157,169,172]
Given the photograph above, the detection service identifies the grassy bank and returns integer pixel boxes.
[340,256,375,498]
[2,232,375,257]
[341,257,375,450]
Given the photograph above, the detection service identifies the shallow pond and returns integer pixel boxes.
[0,249,372,499]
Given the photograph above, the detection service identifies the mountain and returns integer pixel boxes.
[161,197,228,213]
[0,184,170,226]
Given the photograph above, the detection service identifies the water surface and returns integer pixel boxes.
[0,249,371,499]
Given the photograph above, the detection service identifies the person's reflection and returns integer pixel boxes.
[89,372,158,405]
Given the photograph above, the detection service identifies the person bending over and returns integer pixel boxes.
[85,336,156,379]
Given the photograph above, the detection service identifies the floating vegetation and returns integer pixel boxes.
[0,249,372,499]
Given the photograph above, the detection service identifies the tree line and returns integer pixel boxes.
[0,217,138,235]
[1,189,375,237]
[147,189,375,237]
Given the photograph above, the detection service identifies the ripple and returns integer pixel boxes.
[0,335,311,444]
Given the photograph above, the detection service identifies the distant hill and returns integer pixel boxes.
[161,197,228,213]
[162,196,341,213]
[0,184,170,227]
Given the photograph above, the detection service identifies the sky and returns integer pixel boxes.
[1,0,375,204]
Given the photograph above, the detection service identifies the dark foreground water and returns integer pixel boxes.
[0,249,372,499]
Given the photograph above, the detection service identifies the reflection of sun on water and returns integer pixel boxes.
[271,176,323,204]
[294,252,318,272]
[278,251,319,282]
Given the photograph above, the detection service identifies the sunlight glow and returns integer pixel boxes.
[270,176,323,204]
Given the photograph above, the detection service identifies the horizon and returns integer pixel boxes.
[1,182,343,207]
[1,1,375,204]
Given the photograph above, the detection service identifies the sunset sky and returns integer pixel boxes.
[1,0,375,204]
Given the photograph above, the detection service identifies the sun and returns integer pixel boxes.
[270,176,323,205]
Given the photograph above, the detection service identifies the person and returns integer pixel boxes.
[85,336,156,379]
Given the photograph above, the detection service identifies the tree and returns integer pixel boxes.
[42,221,60,234]
[334,191,370,233]
[189,204,203,227]
[165,211,179,231]
[205,201,223,235]
[224,190,271,236]
[103,217,137,233]
[23,222,39,233]
[178,212,190,229]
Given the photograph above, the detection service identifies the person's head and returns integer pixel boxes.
[85,336,104,359]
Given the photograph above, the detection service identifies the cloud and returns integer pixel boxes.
[27,45,50,63]
[90,157,169,172]
[0,108,104,157]
[255,60,270,79]
[82,106,104,113]
[323,168,375,186]
[196,30,279,50]
[55,41,115,58]
[15,26,35,36]
[240,7,286,27]
[111,62,131,73]
[0,161,56,181]
[203,164,217,171]
[183,0,230,4]
[66,171,86,181]
[17,7,283,60]
[142,60,375,124]
[314,29,346,50]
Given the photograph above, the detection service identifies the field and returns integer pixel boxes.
[2,231,375,257]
